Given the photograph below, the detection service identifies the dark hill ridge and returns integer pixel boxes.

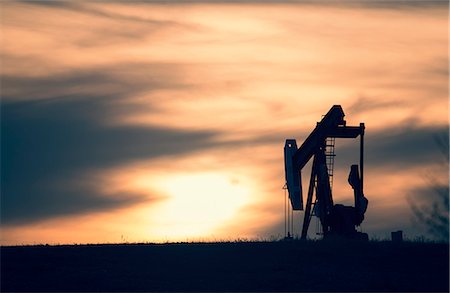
[1,240,449,292]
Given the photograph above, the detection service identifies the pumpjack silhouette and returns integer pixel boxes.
[284,105,368,240]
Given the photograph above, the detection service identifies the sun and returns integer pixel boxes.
[145,172,253,240]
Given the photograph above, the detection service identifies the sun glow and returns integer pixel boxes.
[145,172,253,239]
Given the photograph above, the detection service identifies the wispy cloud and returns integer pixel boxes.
[1,62,190,102]
[18,1,195,27]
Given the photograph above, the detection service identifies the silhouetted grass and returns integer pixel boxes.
[1,240,448,292]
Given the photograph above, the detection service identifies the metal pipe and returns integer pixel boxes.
[360,123,365,194]
[301,155,318,240]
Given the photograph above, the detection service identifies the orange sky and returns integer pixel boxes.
[1,1,448,245]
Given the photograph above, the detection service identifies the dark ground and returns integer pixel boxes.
[1,240,449,292]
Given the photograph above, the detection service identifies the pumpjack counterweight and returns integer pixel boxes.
[283,105,369,240]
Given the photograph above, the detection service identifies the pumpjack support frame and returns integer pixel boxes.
[283,105,368,240]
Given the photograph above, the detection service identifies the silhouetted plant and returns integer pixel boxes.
[409,134,449,242]
[410,187,448,242]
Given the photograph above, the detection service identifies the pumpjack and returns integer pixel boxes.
[284,105,368,240]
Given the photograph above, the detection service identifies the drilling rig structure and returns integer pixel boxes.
[284,105,368,240]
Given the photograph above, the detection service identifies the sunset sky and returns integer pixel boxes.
[1,1,448,245]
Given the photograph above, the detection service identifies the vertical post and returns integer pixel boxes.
[287,197,290,236]
[360,123,365,194]
[284,185,287,238]
[291,209,294,238]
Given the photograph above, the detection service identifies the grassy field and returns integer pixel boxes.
[1,240,449,292]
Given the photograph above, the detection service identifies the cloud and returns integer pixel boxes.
[1,62,190,102]
[18,1,189,27]
[362,124,448,169]
[5,2,202,50]
[1,95,221,226]
[345,0,448,10]
[29,0,445,9]
[347,95,403,115]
